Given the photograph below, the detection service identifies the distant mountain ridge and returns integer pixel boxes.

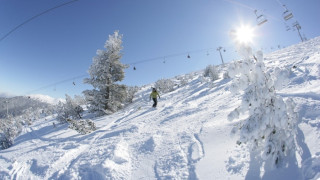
[0,95,57,119]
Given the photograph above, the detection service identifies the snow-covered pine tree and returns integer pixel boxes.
[83,30,128,115]
[228,45,298,168]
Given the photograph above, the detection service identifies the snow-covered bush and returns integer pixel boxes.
[73,95,86,106]
[223,71,230,79]
[83,30,128,115]
[56,95,84,123]
[228,46,298,167]
[204,65,219,81]
[178,76,189,87]
[65,94,83,119]
[126,86,139,103]
[67,119,96,135]
[0,117,22,150]
[155,78,175,93]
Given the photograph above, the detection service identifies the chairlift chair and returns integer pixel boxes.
[282,5,293,21]
[187,54,191,58]
[283,10,293,21]
[133,66,136,70]
[254,10,268,26]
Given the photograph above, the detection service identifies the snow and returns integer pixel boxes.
[1,36,320,179]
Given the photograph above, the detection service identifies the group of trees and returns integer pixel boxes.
[0,96,56,149]
[0,30,138,149]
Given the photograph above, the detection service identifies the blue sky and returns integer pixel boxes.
[0,0,319,99]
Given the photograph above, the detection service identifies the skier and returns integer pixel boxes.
[150,88,160,108]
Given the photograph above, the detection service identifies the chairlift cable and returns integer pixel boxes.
[0,0,80,43]
[128,48,215,65]
[24,46,224,95]
[25,74,87,95]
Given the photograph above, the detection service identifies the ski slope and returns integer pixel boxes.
[1,37,320,179]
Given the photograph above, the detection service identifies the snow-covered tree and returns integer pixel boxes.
[83,30,128,115]
[228,45,298,167]
[204,65,219,81]
[155,78,175,94]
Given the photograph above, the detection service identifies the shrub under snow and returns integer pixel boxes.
[0,117,22,150]
[155,78,175,93]
[204,65,219,81]
[56,95,84,123]
[67,119,96,135]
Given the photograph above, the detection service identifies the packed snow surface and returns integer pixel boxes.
[1,37,320,179]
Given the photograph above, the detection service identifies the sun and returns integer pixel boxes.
[234,25,255,44]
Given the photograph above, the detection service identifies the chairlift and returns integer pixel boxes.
[73,82,76,86]
[187,54,191,58]
[282,5,293,21]
[254,10,268,26]
[133,66,136,70]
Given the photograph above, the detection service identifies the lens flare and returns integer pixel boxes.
[234,25,255,44]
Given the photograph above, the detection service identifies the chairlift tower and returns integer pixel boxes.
[5,100,9,118]
[217,47,225,65]
[293,21,304,42]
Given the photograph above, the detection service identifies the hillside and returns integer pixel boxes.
[0,37,320,179]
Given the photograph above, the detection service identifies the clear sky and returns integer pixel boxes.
[0,0,319,99]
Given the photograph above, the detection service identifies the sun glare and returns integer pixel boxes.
[234,25,255,44]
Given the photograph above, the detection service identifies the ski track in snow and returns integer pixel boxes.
[1,37,320,179]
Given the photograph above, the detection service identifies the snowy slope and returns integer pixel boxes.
[0,37,320,179]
